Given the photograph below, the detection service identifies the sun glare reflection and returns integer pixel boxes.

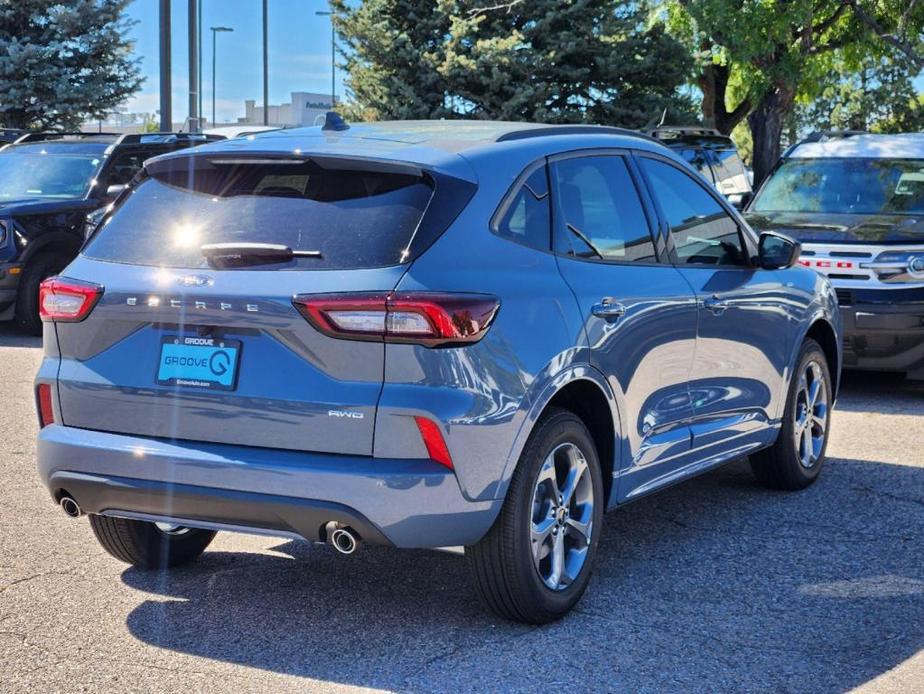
[172,221,201,248]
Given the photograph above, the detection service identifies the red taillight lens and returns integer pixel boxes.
[414,416,453,470]
[39,277,103,322]
[293,292,500,347]
[36,383,55,428]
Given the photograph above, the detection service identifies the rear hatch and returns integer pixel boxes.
[52,151,473,455]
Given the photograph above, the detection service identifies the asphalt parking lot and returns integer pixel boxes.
[1,324,922,693]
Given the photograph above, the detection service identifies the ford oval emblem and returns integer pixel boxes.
[178,274,214,287]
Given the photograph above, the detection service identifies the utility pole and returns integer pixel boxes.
[187,0,199,132]
[262,0,269,126]
[158,0,172,132]
[211,27,234,128]
[315,10,335,108]
[197,0,203,127]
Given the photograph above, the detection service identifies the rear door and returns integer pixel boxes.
[549,151,698,498]
[54,154,451,456]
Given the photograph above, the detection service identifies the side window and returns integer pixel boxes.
[552,155,656,262]
[104,151,148,187]
[493,166,551,250]
[639,157,748,267]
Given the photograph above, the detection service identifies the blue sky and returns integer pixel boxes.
[123,0,344,124]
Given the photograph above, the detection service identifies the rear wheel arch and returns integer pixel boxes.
[18,232,82,268]
[501,371,619,507]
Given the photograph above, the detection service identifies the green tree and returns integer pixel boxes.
[332,0,695,127]
[795,53,923,133]
[666,0,924,186]
[0,0,143,130]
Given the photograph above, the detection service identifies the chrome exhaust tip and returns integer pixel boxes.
[60,496,82,518]
[325,522,360,555]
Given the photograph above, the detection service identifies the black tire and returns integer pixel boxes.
[88,515,216,569]
[750,338,832,490]
[15,251,72,335]
[467,408,604,624]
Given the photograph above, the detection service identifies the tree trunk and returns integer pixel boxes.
[748,85,796,188]
[698,63,751,135]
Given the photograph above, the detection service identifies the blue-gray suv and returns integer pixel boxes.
[35,120,842,623]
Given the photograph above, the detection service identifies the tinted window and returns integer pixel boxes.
[639,157,747,267]
[552,156,656,262]
[84,161,433,270]
[104,151,148,187]
[0,152,100,199]
[751,158,924,215]
[678,149,715,183]
[711,149,751,195]
[494,166,550,250]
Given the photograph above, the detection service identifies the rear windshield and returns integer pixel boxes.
[752,157,924,215]
[83,160,434,269]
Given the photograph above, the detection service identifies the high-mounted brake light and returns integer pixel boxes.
[293,292,500,347]
[39,277,103,322]
[36,383,54,428]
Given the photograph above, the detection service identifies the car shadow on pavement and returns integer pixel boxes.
[120,455,924,692]
[0,322,41,348]
[834,370,924,414]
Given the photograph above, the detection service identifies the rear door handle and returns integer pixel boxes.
[591,298,627,319]
[702,295,729,315]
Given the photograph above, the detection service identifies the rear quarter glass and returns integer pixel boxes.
[82,161,435,270]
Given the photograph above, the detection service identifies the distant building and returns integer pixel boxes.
[240,92,333,127]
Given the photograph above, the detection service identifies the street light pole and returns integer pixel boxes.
[198,0,202,127]
[211,27,234,128]
[158,0,171,132]
[262,0,269,125]
[315,10,335,108]
[187,0,199,132]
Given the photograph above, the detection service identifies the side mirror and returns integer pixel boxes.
[758,231,801,270]
[105,183,127,199]
[727,191,753,210]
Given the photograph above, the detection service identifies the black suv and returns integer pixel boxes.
[0,132,223,333]
[645,126,753,207]
[746,131,924,380]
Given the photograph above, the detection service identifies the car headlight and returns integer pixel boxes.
[863,250,924,282]
[0,220,7,246]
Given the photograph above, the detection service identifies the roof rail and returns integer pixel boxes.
[801,130,867,144]
[496,125,657,143]
[644,125,726,139]
[13,131,121,144]
[114,132,226,145]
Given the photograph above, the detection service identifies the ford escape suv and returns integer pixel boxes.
[36,119,841,624]
[747,132,924,379]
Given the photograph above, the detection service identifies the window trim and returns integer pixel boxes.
[633,151,758,269]
[547,148,665,267]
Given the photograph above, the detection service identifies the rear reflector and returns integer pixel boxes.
[39,277,103,322]
[293,292,500,347]
[414,416,453,470]
[36,383,54,428]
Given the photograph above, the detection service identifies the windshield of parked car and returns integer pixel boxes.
[83,159,434,270]
[0,151,101,199]
[752,157,924,215]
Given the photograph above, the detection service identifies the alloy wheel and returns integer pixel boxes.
[529,442,594,591]
[793,360,828,468]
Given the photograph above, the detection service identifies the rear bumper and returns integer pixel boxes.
[840,300,924,375]
[38,425,502,548]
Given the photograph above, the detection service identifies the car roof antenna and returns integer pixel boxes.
[322,111,350,132]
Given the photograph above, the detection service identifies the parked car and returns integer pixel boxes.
[0,131,224,333]
[747,131,924,380]
[35,120,841,624]
[646,126,753,208]
[0,127,23,145]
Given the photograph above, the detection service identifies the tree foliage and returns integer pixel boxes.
[332,0,696,128]
[664,0,924,185]
[0,0,143,130]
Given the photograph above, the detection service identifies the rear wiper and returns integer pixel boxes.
[565,223,604,260]
[201,242,322,269]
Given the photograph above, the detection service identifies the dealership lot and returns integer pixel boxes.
[1,324,921,693]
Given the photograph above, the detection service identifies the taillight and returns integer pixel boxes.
[293,292,500,347]
[39,277,103,322]
[36,383,54,428]
[414,416,453,470]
